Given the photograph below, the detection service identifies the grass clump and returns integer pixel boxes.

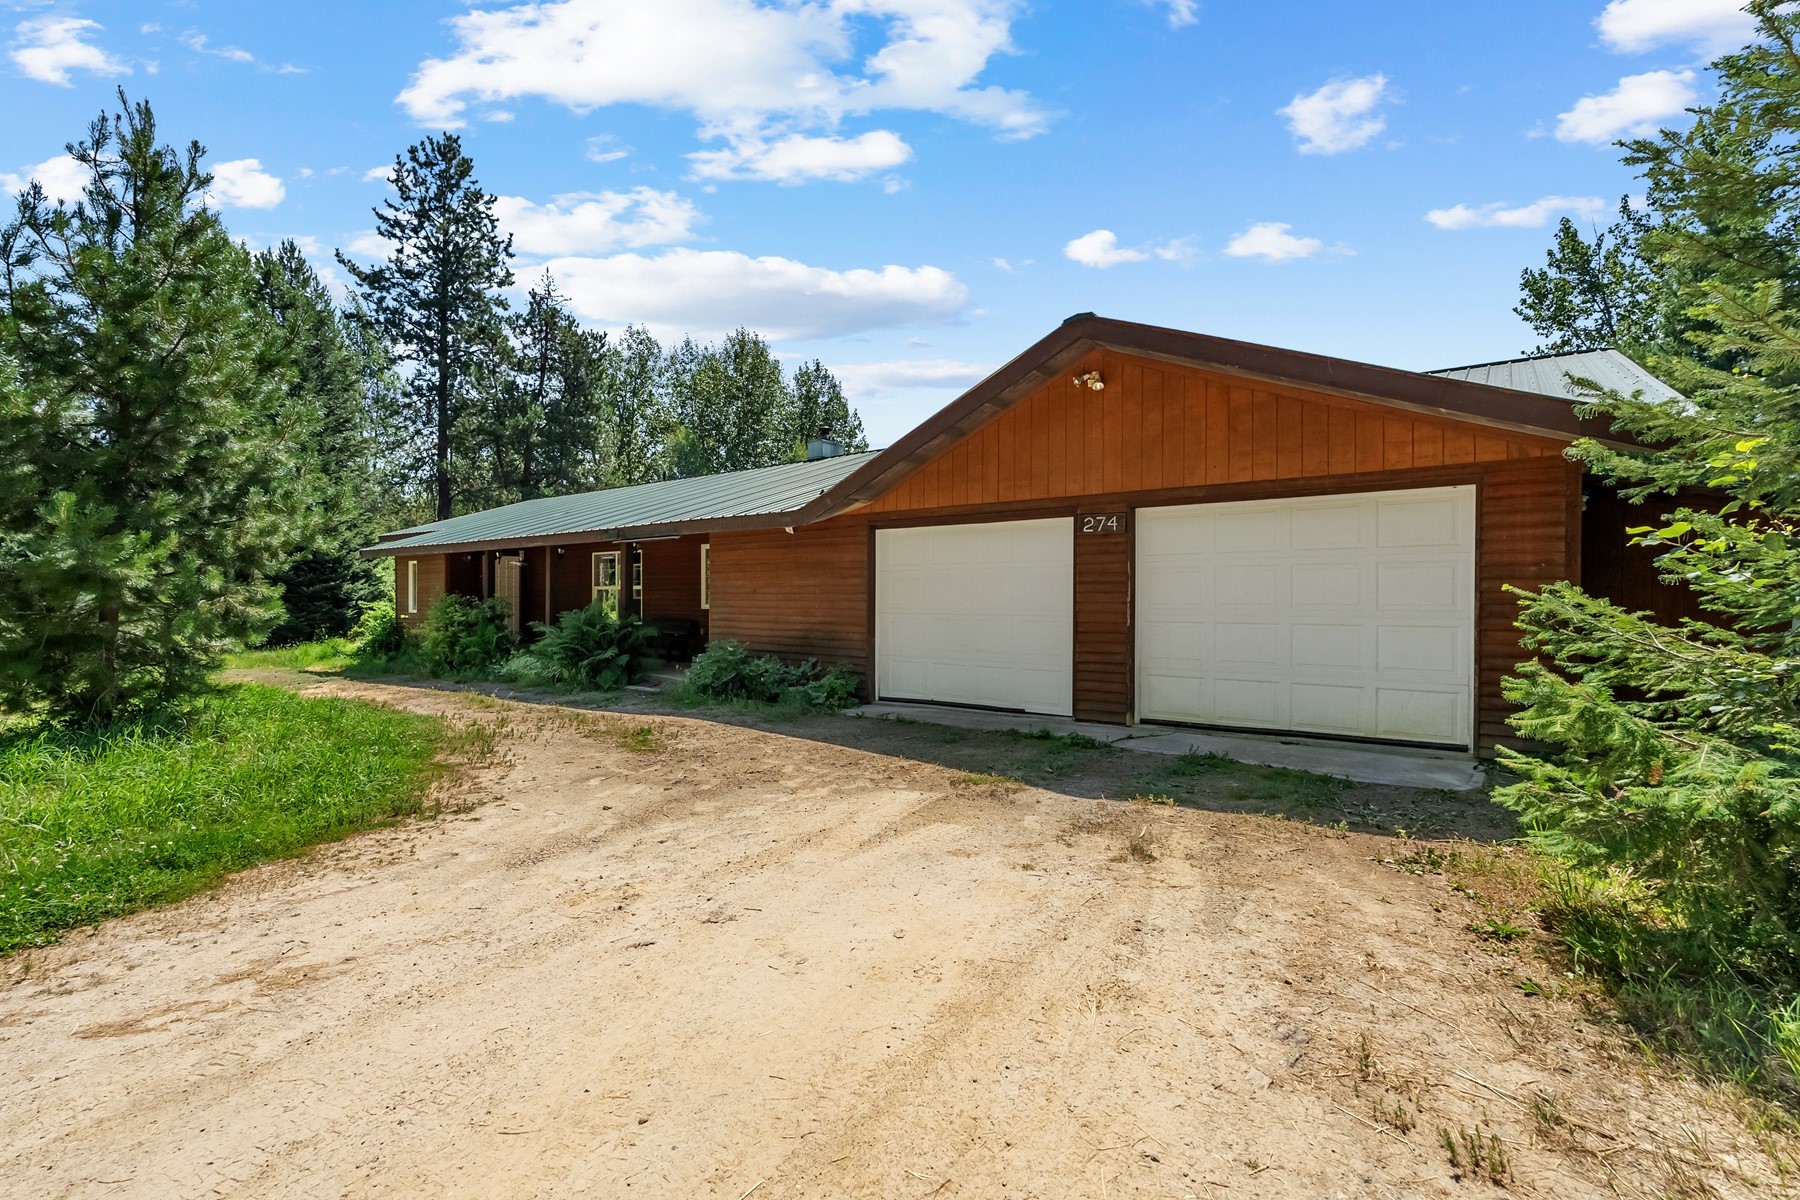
[670,639,860,715]
[0,684,453,954]
[223,636,358,672]
[1136,749,1350,811]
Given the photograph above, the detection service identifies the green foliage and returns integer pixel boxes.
[678,639,861,710]
[340,133,513,522]
[222,637,357,672]
[467,272,617,508]
[518,600,655,691]
[0,93,311,724]
[254,239,385,643]
[0,684,449,953]
[351,599,410,661]
[417,594,514,675]
[1497,4,1800,1096]
[1515,198,1667,355]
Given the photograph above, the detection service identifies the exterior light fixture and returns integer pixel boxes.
[1073,371,1104,391]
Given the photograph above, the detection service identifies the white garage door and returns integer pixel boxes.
[1136,486,1475,747]
[876,518,1074,716]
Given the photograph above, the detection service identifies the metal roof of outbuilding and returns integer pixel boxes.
[371,450,877,555]
[1426,348,1683,405]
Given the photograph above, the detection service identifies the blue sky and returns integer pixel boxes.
[0,0,1753,445]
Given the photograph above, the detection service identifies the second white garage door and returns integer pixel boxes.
[876,518,1074,716]
[1136,486,1475,747]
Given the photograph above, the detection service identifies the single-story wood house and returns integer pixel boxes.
[365,314,1690,756]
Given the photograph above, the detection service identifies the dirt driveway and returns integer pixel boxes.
[1,681,1791,1199]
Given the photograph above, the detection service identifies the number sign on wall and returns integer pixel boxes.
[1079,513,1127,535]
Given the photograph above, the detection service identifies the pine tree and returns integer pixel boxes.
[1496,4,1800,981]
[471,272,614,505]
[255,240,382,643]
[339,134,512,520]
[0,94,309,722]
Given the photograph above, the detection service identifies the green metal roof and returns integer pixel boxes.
[1427,348,1683,405]
[370,451,877,556]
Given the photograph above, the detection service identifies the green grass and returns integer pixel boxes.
[223,637,357,672]
[0,683,458,955]
[1132,749,1350,811]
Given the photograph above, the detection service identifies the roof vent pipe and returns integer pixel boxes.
[805,425,848,461]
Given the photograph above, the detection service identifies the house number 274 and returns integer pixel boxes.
[1080,514,1125,534]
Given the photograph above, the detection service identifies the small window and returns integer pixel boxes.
[405,560,418,614]
[700,544,710,610]
[631,557,644,604]
[592,551,621,613]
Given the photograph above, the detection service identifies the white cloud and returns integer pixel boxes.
[494,188,702,256]
[1223,222,1325,262]
[688,129,912,184]
[1556,69,1696,144]
[0,153,88,203]
[181,31,253,64]
[1153,236,1200,265]
[585,134,632,164]
[1064,229,1193,268]
[1063,229,1148,268]
[362,165,391,183]
[1280,73,1389,154]
[9,16,129,86]
[544,248,968,341]
[208,159,285,209]
[833,358,995,393]
[1154,1,1200,29]
[344,230,392,260]
[1426,195,1608,230]
[397,0,1052,178]
[1597,0,1757,55]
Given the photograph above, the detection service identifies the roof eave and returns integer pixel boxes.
[795,315,1632,524]
[358,507,812,559]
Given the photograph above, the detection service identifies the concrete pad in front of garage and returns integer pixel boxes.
[842,702,1485,791]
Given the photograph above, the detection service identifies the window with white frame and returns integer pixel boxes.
[405,560,419,614]
[631,557,643,604]
[592,551,621,611]
[700,544,710,610]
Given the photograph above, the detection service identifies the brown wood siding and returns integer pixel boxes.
[862,349,1563,514]
[396,555,444,626]
[1476,455,1583,750]
[1581,484,1706,626]
[708,525,869,678]
[1073,515,1131,723]
[640,536,709,637]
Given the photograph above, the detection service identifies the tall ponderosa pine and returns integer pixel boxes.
[1497,4,1800,983]
[0,95,308,722]
[255,240,383,643]
[339,134,512,520]
[471,272,614,506]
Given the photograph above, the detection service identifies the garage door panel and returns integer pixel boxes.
[1376,625,1462,675]
[1215,623,1281,666]
[1138,486,1474,748]
[1291,624,1366,670]
[1291,503,1364,548]
[1377,495,1463,546]
[877,518,1074,717]
[1290,683,1364,733]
